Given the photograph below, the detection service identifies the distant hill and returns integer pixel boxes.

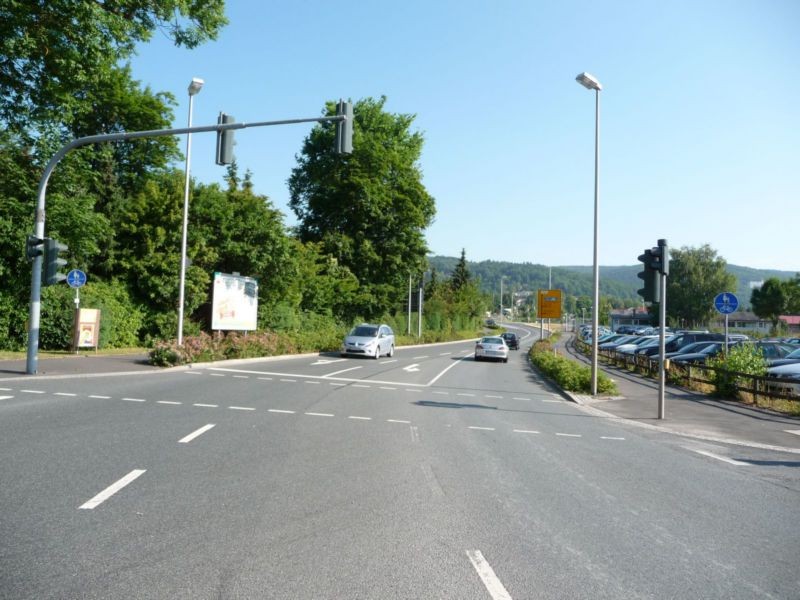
[427,256,797,308]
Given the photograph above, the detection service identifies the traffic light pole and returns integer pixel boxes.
[25,111,350,374]
[658,271,667,419]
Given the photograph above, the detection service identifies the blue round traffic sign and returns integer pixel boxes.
[714,292,738,314]
[66,269,87,288]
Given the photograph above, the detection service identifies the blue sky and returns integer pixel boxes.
[130,0,799,272]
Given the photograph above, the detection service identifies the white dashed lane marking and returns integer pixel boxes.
[79,469,146,510]
[178,424,215,444]
[348,416,372,421]
[193,403,218,408]
[556,433,582,438]
[157,401,181,405]
[0,395,13,401]
[466,550,513,600]
[21,390,45,394]
[89,395,111,399]
[54,392,77,397]
[269,409,295,414]
[229,406,255,411]
[305,412,334,417]
[123,397,146,403]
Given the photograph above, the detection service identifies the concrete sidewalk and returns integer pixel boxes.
[0,353,159,380]
[552,333,800,453]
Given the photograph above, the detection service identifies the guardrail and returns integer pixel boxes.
[573,337,799,412]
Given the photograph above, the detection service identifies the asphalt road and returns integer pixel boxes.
[1,323,798,599]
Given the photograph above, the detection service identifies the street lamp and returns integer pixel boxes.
[177,77,204,346]
[500,275,508,322]
[576,71,601,395]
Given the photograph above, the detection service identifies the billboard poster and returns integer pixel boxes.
[211,272,258,331]
[73,308,101,349]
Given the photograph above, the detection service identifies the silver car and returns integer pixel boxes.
[474,336,509,363]
[341,324,395,359]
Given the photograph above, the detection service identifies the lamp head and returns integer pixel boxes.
[576,72,602,91]
[188,77,204,96]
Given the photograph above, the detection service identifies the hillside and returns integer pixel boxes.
[427,256,797,308]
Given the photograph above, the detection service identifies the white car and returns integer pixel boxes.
[474,336,509,363]
[340,323,395,359]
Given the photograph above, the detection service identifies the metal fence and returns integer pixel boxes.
[574,338,800,411]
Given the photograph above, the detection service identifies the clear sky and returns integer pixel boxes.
[130,0,799,272]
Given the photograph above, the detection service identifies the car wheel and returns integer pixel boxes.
[503,357,508,363]
[373,346,380,360]
[388,344,394,357]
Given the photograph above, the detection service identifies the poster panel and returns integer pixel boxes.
[211,272,258,331]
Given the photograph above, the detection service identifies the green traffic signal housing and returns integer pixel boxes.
[335,100,353,154]
[26,235,45,260]
[216,112,235,165]
[637,248,661,303]
[43,237,69,286]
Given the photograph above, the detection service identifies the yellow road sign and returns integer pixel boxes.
[538,289,563,319]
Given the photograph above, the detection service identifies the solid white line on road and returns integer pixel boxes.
[601,436,626,440]
[466,550,513,600]
[280,379,297,383]
[209,367,428,388]
[157,400,181,405]
[469,426,495,431]
[79,469,146,510]
[512,397,530,401]
[556,433,582,438]
[305,412,334,417]
[268,409,295,414]
[122,397,146,402]
[784,429,800,436]
[387,419,411,424]
[513,429,540,434]
[193,403,218,408]
[179,424,215,444]
[54,392,77,397]
[21,389,45,394]
[229,406,255,411]
[690,449,750,466]
[426,353,472,387]
[348,416,372,420]
[89,395,111,399]
[323,366,362,377]
[413,355,429,359]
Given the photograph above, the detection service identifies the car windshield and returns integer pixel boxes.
[786,348,800,359]
[351,326,378,337]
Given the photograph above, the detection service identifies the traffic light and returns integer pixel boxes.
[26,235,44,260]
[216,112,235,165]
[637,248,661,303]
[657,238,669,276]
[335,100,353,154]
[43,237,68,286]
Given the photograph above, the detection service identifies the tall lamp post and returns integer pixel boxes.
[177,77,204,346]
[576,71,602,395]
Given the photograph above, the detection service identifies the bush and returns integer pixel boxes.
[706,344,767,399]
[149,330,300,366]
[529,339,617,395]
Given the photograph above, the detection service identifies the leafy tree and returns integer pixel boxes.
[288,96,436,319]
[784,275,800,314]
[0,0,227,133]
[750,278,788,330]
[666,245,736,328]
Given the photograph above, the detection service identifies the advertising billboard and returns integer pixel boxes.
[211,272,258,331]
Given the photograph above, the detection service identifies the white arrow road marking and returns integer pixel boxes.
[310,358,346,366]
[79,469,146,510]
[466,550,513,600]
[179,424,215,444]
[403,364,421,372]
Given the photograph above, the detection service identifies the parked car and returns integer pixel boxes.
[500,332,520,350]
[615,325,637,334]
[638,332,724,357]
[615,336,659,354]
[599,335,638,350]
[663,340,718,359]
[671,342,726,364]
[341,323,395,358]
[767,347,800,368]
[474,336,509,362]
[633,326,655,335]
[767,362,800,397]
[735,341,796,360]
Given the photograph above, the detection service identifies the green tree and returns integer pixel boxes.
[750,278,788,330]
[784,274,800,314]
[288,96,436,320]
[450,249,471,292]
[666,245,737,328]
[0,0,227,133]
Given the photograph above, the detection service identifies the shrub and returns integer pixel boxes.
[529,339,617,395]
[706,344,767,399]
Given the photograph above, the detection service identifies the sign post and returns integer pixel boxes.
[714,292,739,354]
